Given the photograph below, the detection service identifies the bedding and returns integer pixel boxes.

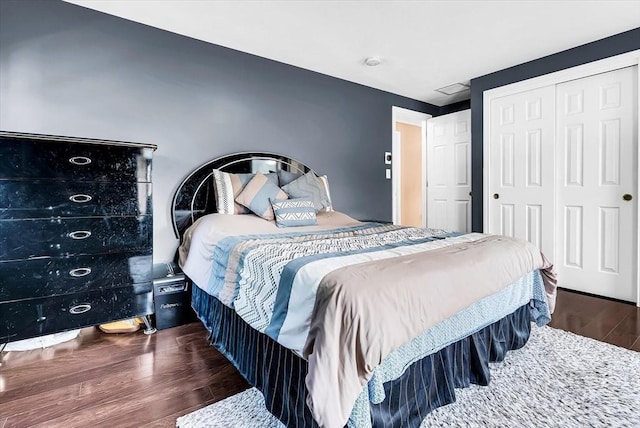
[212,169,278,215]
[193,286,533,428]
[278,170,303,186]
[235,172,288,220]
[316,175,333,211]
[179,211,362,290]
[281,170,332,211]
[179,211,557,428]
[271,197,317,227]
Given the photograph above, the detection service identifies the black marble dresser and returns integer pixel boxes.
[0,132,156,343]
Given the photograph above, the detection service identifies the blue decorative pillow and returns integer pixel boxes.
[281,171,331,212]
[278,170,303,186]
[235,172,288,220]
[271,198,317,227]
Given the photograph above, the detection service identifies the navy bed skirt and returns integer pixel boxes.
[192,286,532,428]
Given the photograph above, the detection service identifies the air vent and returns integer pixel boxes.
[435,82,470,95]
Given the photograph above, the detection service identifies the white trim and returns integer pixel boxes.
[392,130,401,224]
[636,57,640,308]
[421,120,428,228]
[391,106,432,226]
[482,49,640,305]
[394,107,431,126]
[483,49,640,103]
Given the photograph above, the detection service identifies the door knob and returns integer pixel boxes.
[493,193,500,199]
[623,194,633,201]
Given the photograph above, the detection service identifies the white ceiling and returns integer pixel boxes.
[66,0,640,106]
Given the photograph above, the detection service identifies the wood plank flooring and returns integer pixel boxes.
[1,288,638,427]
[549,289,640,351]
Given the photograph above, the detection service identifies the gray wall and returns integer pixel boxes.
[0,0,439,262]
[470,28,640,231]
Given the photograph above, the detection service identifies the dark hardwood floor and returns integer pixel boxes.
[549,289,640,350]
[1,288,638,428]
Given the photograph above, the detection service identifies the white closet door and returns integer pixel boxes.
[426,110,471,232]
[556,66,638,301]
[488,86,556,260]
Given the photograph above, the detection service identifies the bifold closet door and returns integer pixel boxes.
[555,66,638,302]
[426,109,471,232]
[488,86,556,260]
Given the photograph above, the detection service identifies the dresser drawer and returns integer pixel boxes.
[0,251,152,301]
[0,181,151,219]
[0,137,153,182]
[0,215,152,261]
[0,283,153,343]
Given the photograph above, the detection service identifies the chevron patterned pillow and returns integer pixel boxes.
[271,198,317,227]
[281,171,331,212]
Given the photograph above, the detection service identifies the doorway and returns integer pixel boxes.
[391,107,431,227]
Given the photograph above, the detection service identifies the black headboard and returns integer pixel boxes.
[171,152,313,239]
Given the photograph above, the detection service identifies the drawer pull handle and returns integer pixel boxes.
[69,304,92,314]
[69,156,92,166]
[69,194,92,203]
[69,267,92,277]
[68,230,92,240]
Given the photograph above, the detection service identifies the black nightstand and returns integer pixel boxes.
[152,263,196,330]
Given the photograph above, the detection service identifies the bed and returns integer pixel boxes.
[172,152,557,428]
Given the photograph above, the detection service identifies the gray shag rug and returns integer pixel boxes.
[177,325,640,427]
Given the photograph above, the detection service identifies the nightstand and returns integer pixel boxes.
[152,263,196,330]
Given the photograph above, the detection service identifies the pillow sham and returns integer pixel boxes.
[317,175,333,212]
[278,170,303,187]
[235,172,288,221]
[281,171,331,212]
[213,169,277,214]
[271,197,317,227]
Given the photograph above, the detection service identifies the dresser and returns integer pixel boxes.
[0,132,156,343]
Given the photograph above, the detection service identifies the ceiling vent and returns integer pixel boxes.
[435,82,470,95]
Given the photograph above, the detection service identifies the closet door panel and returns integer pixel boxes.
[556,66,637,301]
[488,86,556,260]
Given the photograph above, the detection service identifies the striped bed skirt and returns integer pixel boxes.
[192,286,532,428]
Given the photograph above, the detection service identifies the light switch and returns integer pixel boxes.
[384,152,392,165]
[385,169,391,179]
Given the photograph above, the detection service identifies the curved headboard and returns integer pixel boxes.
[171,152,312,239]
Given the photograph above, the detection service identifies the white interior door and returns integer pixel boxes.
[555,66,638,301]
[488,87,556,260]
[426,110,471,232]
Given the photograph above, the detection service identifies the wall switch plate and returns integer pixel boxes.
[384,152,392,165]
[385,168,391,179]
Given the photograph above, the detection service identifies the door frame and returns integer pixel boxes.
[391,106,431,226]
[482,49,640,306]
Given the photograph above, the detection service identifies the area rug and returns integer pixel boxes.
[176,325,640,427]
